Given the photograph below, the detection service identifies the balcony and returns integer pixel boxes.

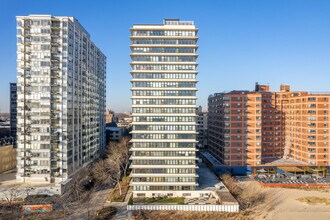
[21,82,31,87]
[21,57,31,62]
[51,163,60,170]
[23,41,31,46]
[51,65,60,70]
[51,49,61,54]
[51,82,60,87]
[21,130,31,135]
[50,139,60,144]
[51,41,60,46]
[51,25,60,30]
[51,73,60,78]
[50,147,60,153]
[19,105,31,111]
[51,91,60,95]
[22,24,31,29]
[21,156,31,160]
[51,114,60,119]
[51,156,60,161]
[51,56,60,62]
[23,31,31,37]
[21,49,31,54]
[21,140,31,144]
[20,65,31,70]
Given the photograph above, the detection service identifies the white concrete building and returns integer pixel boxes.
[16,15,106,184]
[130,19,199,198]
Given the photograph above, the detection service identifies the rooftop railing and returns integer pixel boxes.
[164,19,194,25]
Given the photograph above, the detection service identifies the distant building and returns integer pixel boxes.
[10,83,17,138]
[106,109,118,123]
[208,83,330,170]
[197,106,208,148]
[117,114,132,128]
[106,127,123,142]
[0,138,16,173]
[16,15,106,184]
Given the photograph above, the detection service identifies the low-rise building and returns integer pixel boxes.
[0,138,17,173]
[106,127,123,142]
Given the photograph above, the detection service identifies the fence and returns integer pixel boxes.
[260,182,330,188]
[127,204,239,212]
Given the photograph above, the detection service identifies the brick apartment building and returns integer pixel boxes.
[208,83,330,168]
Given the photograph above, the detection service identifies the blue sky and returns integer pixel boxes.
[0,0,329,113]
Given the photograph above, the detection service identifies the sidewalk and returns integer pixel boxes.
[66,187,112,220]
[107,187,133,220]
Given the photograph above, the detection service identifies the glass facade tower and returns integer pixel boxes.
[130,19,199,198]
[16,15,106,184]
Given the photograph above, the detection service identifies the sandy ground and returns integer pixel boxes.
[240,181,330,220]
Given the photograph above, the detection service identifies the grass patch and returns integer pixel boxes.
[133,210,247,220]
[96,206,117,220]
[297,196,330,206]
[134,197,185,204]
[107,176,131,203]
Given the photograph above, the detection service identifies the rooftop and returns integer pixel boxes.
[199,151,222,166]
[133,19,196,28]
[106,127,122,132]
[263,158,308,166]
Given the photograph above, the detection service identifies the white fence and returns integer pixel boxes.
[127,204,239,213]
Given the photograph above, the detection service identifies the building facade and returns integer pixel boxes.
[197,106,208,148]
[276,86,330,166]
[10,83,18,138]
[16,15,106,183]
[106,127,123,142]
[130,19,199,198]
[0,138,17,174]
[208,83,330,168]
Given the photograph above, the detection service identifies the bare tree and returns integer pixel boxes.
[1,186,23,206]
[105,138,131,175]
[91,137,131,196]
[284,137,292,159]
[119,137,131,177]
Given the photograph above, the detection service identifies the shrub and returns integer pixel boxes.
[128,196,133,205]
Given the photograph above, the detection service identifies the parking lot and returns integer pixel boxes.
[255,167,330,185]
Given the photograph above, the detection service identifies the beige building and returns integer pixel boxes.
[0,145,17,173]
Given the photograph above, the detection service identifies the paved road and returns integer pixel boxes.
[64,186,132,220]
[65,187,113,220]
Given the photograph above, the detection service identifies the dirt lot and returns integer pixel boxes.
[257,185,330,220]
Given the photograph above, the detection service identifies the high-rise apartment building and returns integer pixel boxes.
[10,83,18,138]
[276,86,330,166]
[208,83,330,168]
[16,15,106,184]
[130,19,199,198]
[208,91,264,166]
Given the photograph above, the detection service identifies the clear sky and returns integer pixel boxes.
[0,0,329,113]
